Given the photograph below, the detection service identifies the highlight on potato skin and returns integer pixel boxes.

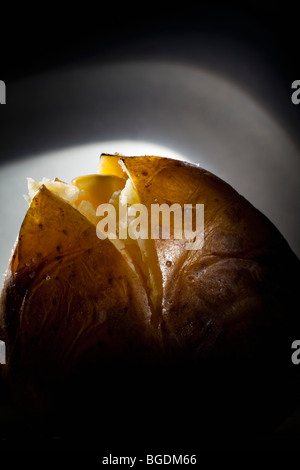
[0,154,299,444]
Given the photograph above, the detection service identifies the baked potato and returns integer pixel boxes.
[0,154,299,447]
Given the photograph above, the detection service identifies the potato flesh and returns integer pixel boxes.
[98,155,162,313]
[25,177,80,205]
[115,178,161,311]
[73,157,162,312]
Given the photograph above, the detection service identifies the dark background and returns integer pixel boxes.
[0,4,300,452]
[1,5,299,82]
[0,4,299,143]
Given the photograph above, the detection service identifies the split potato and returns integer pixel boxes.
[0,154,299,444]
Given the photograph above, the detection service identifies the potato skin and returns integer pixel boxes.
[121,157,300,357]
[0,156,300,445]
[0,185,157,413]
[121,156,300,438]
